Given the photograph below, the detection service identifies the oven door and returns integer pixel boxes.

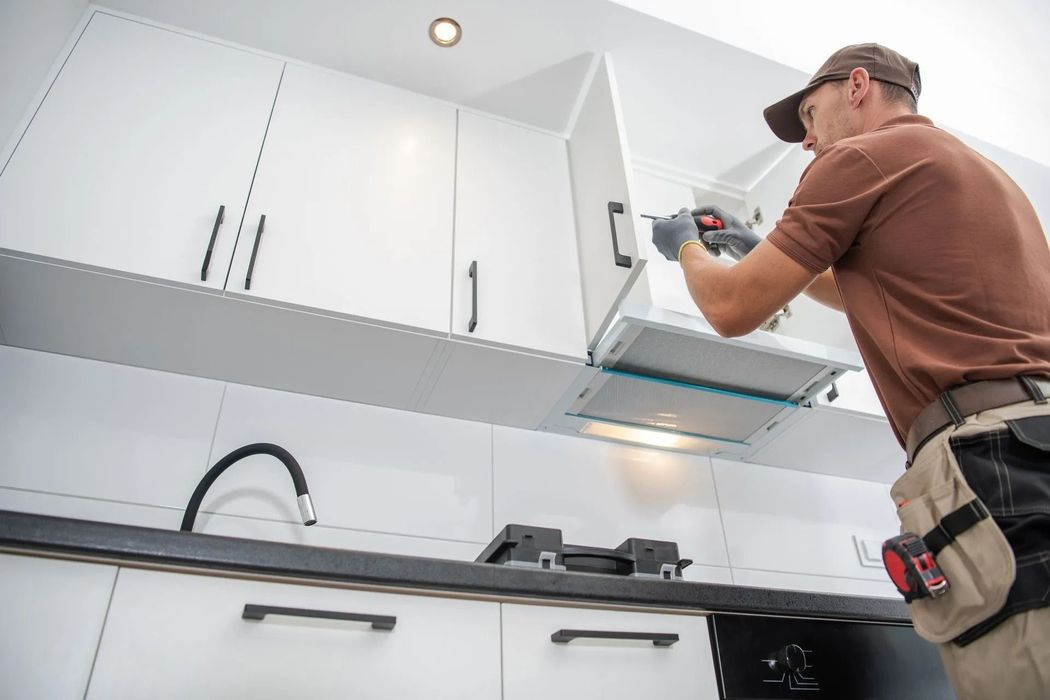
[707,613,955,699]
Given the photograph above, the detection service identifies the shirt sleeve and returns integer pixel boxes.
[766,144,888,274]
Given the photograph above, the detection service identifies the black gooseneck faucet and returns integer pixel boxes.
[180,443,317,532]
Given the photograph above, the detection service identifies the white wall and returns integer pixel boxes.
[613,0,1050,169]
[0,0,88,156]
[0,345,899,597]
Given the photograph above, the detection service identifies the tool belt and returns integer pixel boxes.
[882,499,990,602]
[889,374,1050,646]
[905,375,1050,464]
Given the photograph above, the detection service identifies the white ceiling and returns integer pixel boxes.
[95,0,807,190]
[613,0,1050,170]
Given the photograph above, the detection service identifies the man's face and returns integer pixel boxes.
[799,81,856,154]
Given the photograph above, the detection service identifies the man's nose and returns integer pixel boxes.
[802,132,817,152]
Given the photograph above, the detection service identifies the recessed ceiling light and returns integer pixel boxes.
[429,17,462,47]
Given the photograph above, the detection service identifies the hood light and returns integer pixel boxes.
[429,18,462,47]
[581,421,695,450]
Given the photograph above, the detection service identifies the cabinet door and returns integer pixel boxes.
[453,111,586,360]
[569,54,647,349]
[87,568,501,699]
[628,170,699,316]
[0,12,282,290]
[501,603,720,700]
[226,62,456,335]
[0,554,117,700]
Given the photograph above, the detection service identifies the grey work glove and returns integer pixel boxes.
[651,208,707,261]
[692,205,761,261]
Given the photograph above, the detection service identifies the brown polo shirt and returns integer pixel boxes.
[767,114,1050,446]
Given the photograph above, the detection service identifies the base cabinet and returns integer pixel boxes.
[0,554,117,700]
[86,569,502,699]
[500,602,720,700]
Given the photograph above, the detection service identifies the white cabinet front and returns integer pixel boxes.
[501,603,720,700]
[87,569,501,699]
[0,12,282,290]
[0,554,117,700]
[569,54,646,350]
[453,111,586,360]
[228,62,457,335]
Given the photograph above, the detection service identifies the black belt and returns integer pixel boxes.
[905,376,1050,463]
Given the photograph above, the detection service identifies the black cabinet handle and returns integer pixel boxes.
[200,205,226,281]
[242,604,396,630]
[607,201,632,268]
[245,214,265,290]
[551,629,678,647]
[468,260,478,333]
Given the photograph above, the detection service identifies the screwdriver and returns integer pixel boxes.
[641,212,725,231]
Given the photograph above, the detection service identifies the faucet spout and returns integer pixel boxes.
[180,443,317,532]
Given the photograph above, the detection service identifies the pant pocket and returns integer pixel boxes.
[891,440,1016,643]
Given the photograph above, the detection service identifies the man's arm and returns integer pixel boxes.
[679,240,818,337]
[803,269,844,311]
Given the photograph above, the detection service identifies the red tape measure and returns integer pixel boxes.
[882,533,950,603]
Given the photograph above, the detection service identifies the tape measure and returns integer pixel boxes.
[882,533,950,603]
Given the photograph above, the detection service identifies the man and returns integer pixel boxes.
[652,44,1050,699]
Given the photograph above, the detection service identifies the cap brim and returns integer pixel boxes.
[763,87,808,143]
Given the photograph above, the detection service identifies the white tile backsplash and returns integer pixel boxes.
[194,510,486,561]
[712,457,897,581]
[493,425,730,568]
[731,568,898,598]
[0,486,183,530]
[200,382,492,543]
[1,347,901,597]
[0,346,223,508]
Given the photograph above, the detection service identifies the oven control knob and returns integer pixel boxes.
[774,644,806,673]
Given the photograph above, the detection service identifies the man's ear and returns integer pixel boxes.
[847,67,871,107]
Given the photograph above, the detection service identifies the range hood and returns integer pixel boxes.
[541,303,862,458]
[548,53,863,458]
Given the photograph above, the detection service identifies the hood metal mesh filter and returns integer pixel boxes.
[575,371,790,442]
[605,327,827,400]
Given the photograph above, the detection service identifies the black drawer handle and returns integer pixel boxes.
[245,214,265,290]
[551,629,679,647]
[607,201,632,268]
[200,205,226,281]
[242,604,396,630]
[468,260,478,333]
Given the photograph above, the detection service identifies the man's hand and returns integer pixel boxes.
[651,208,705,261]
[693,205,761,260]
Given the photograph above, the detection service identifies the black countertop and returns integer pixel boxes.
[0,509,909,623]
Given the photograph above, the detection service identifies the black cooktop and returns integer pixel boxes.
[477,524,693,579]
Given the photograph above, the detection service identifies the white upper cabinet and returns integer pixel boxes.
[0,12,282,290]
[227,62,457,335]
[569,54,647,350]
[453,111,586,360]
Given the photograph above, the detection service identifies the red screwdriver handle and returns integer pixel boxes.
[697,215,724,231]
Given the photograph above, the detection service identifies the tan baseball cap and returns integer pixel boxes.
[763,43,921,143]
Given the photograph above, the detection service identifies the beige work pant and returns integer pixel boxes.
[892,400,1050,700]
[938,606,1050,700]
